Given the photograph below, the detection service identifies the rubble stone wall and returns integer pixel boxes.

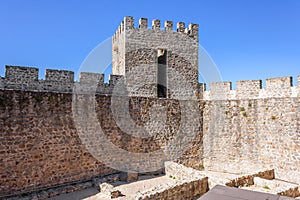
[112,16,199,98]
[203,77,300,184]
[0,87,203,197]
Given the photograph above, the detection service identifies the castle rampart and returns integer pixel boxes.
[203,76,300,100]
[1,67,300,197]
[1,15,300,199]
[2,66,300,100]
[202,75,300,185]
[0,66,127,94]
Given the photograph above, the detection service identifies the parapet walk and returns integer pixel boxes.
[1,65,300,99]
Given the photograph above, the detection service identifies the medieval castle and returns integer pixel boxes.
[0,16,299,199]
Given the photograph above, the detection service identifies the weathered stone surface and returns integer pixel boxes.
[112,16,199,98]
[135,162,209,200]
[127,172,139,182]
[99,183,114,196]
[0,15,300,200]
[0,89,203,198]
[202,96,300,184]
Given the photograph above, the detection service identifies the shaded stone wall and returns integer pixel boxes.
[0,90,116,197]
[0,88,203,197]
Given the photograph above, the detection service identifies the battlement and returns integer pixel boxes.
[79,72,104,84]
[0,66,124,94]
[2,66,300,100]
[45,69,74,82]
[5,65,39,82]
[204,76,300,100]
[113,16,199,42]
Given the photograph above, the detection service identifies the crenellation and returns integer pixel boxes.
[177,22,185,33]
[266,76,293,88]
[236,80,262,99]
[188,24,199,41]
[0,66,130,94]
[152,19,161,30]
[209,81,232,100]
[113,16,199,42]
[204,76,300,100]
[79,72,104,84]
[5,65,39,82]
[114,16,199,97]
[121,20,124,32]
[2,65,300,99]
[265,76,293,98]
[139,18,148,29]
[45,69,74,82]
[124,16,134,30]
[164,20,173,31]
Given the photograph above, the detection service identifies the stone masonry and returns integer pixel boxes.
[112,16,199,98]
[0,16,299,199]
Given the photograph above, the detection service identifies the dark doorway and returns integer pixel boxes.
[157,49,167,98]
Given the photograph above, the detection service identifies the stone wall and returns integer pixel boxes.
[0,82,203,198]
[0,66,123,94]
[112,16,199,98]
[202,76,300,184]
[5,66,39,82]
[135,162,209,200]
[1,65,300,197]
[45,69,74,82]
[0,90,116,197]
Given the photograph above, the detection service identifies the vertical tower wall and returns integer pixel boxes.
[112,20,126,75]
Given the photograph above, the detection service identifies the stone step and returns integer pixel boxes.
[241,177,300,198]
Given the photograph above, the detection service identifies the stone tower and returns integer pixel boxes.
[112,16,199,99]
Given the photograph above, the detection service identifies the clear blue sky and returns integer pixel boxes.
[0,0,300,87]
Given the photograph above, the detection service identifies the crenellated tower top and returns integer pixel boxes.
[112,16,199,98]
[113,16,199,43]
